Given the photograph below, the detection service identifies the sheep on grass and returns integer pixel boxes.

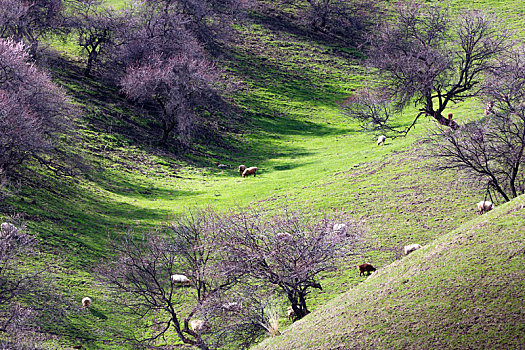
[242,167,257,177]
[171,274,191,286]
[477,201,494,214]
[190,319,210,333]
[404,244,422,255]
[238,164,246,176]
[82,297,92,312]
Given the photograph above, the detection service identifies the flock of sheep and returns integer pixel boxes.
[1,126,497,336]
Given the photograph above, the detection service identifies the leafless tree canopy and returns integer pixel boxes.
[101,210,240,350]
[0,220,72,349]
[121,52,218,145]
[66,0,122,77]
[0,39,73,178]
[220,207,360,320]
[430,47,525,202]
[0,0,63,56]
[343,89,398,132]
[365,1,511,133]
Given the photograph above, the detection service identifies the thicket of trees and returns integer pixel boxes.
[1,0,524,348]
[101,208,360,349]
[0,221,72,349]
[0,39,72,178]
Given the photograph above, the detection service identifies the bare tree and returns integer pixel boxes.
[277,0,379,44]
[144,0,252,51]
[0,39,73,178]
[101,210,239,350]
[0,222,35,333]
[66,0,121,77]
[430,47,525,202]
[0,0,63,56]
[365,1,511,133]
[343,88,399,133]
[0,220,72,349]
[220,207,360,321]
[120,53,218,145]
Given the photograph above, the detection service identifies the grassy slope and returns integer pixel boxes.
[256,196,525,350]
[1,0,523,348]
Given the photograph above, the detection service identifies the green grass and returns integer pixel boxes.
[1,0,523,348]
[256,196,525,350]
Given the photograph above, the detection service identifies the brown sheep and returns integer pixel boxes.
[358,263,376,276]
[238,164,247,176]
[242,167,257,178]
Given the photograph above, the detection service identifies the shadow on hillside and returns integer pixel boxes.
[247,11,363,60]
[13,173,182,265]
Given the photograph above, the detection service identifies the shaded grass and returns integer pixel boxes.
[1,0,522,348]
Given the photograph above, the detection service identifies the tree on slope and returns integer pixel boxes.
[102,210,239,350]
[0,39,72,178]
[108,1,220,146]
[220,208,360,321]
[431,47,525,202]
[350,1,511,134]
[0,0,63,56]
[67,0,121,77]
[121,52,218,145]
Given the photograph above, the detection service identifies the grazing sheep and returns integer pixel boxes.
[477,200,494,214]
[484,101,494,116]
[82,297,92,311]
[358,263,376,276]
[287,306,296,320]
[447,113,453,120]
[404,244,422,256]
[377,135,386,146]
[332,223,347,235]
[0,223,17,237]
[190,319,210,333]
[171,274,191,286]
[217,163,228,169]
[238,164,247,176]
[276,232,292,240]
[242,167,258,178]
[221,302,241,312]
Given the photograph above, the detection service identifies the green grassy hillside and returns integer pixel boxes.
[256,195,525,350]
[1,0,523,348]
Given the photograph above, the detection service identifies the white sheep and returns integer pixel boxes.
[377,135,386,146]
[477,200,494,214]
[82,297,92,311]
[171,274,191,286]
[221,301,241,312]
[287,306,296,320]
[190,319,210,333]
[242,167,258,178]
[404,244,422,255]
[276,232,292,240]
[0,222,17,237]
[238,164,247,176]
[484,101,494,116]
[332,223,347,235]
